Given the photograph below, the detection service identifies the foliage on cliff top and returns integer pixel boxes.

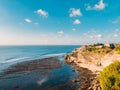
[70,52,78,58]
[86,47,112,56]
[115,44,120,54]
[93,43,104,46]
[100,61,120,90]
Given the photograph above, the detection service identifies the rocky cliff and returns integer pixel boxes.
[64,44,120,90]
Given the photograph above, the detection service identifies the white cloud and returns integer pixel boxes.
[1,27,120,45]
[57,31,64,35]
[94,0,106,10]
[73,19,81,25]
[115,29,119,32]
[97,34,102,38]
[25,18,32,23]
[72,28,76,31]
[83,30,103,41]
[86,0,106,11]
[113,29,119,38]
[69,8,82,17]
[35,9,48,17]
[114,34,118,38]
[90,36,94,39]
[83,32,103,44]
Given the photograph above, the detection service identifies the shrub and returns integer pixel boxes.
[71,52,78,58]
[115,44,120,54]
[93,43,104,46]
[100,61,120,90]
[86,48,92,51]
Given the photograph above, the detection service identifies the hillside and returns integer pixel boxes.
[65,43,120,73]
[64,43,120,90]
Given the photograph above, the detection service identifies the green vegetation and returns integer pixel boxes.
[93,43,104,46]
[100,61,120,90]
[115,44,120,54]
[109,44,115,49]
[86,47,112,56]
[71,52,78,58]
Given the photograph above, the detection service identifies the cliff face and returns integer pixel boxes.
[65,46,103,65]
[65,44,120,90]
[64,45,120,72]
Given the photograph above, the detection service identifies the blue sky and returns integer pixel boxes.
[0,0,120,45]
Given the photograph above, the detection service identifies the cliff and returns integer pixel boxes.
[64,44,120,90]
[65,44,120,73]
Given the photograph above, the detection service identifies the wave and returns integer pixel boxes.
[42,53,66,57]
[5,57,18,61]
[37,77,48,85]
[0,53,66,64]
[1,57,30,64]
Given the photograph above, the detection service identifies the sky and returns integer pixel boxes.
[0,0,120,45]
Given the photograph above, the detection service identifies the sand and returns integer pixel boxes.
[75,53,120,74]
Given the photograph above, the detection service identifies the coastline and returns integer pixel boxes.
[1,44,120,90]
[64,44,120,90]
[65,61,101,90]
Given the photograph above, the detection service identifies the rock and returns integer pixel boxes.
[72,79,78,83]
[72,69,76,72]
[13,86,21,90]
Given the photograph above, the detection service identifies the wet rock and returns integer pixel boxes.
[72,69,76,72]
[13,86,21,90]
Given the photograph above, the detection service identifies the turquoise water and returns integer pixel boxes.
[0,46,79,71]
[0,45,80,90]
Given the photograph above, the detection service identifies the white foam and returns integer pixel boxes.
[42,53,66,57]
[37,77,48,85]
[1,57,30,64]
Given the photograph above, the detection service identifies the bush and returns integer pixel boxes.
[115,44,120,54]
[93,43,104,46]
[100,61,120,90]
[71,52,78,58]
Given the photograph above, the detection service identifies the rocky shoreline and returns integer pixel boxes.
[66,61,101,90]
[64,44,120,90]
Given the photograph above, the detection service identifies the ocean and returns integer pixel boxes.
[0,45,79,70]
[0,45,80,90]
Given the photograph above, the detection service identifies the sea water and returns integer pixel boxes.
[0,45,80,90]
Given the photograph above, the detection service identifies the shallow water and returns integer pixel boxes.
[0,56,79,90]
[0,45,80,90]
[0,46,79,70]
